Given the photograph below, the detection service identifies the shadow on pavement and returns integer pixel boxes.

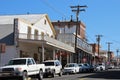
[78,69,120,79]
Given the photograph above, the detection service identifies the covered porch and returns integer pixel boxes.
[18,33,75,65]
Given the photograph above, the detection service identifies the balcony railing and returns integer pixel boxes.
[57,33,92,53]
[18,33,75,53]
[94,52,107,58]
[100,54,107,57]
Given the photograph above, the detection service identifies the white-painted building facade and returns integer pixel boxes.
[0,14,74,66]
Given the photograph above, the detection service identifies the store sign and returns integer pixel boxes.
[14,18,19,47]
[0,43,6,53]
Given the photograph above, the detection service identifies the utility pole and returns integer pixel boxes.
[106,42,112,62]
[95,35,102,61]
[116,49,119,66]
[70,5,87,63]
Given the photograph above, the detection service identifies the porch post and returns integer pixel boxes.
[42,43,45,62]
[53,49,55,60]
[59,51,62,62]
[67,52,69,63]
[78,51,80,63]
[70,53,72,63]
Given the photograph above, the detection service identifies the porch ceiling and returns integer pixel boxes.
[18,39,75,53]
[77,46,93,55]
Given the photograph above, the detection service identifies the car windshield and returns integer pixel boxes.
[7,59,26,65]
[78,64,82,66]
[84,63,89,66]
[98,64,102,65]
[65,64,75,67]
[43,62,54,66]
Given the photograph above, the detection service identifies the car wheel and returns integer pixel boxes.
[74,70,76,74]
[82,69,84,72]
[52,71,55,77]
[22,71,28,80]
[38,70,43,80]
[100,67,103,71]
[43,74,48,78]
[58,70,62,77]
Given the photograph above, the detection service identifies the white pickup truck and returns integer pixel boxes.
[0,58,45,80]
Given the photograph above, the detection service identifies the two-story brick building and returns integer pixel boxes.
[52,20,93,64]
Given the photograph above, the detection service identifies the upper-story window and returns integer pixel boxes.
[41,32,44,39]
[44,19,47,25]
[27,27,31,39]
[34,29,38,39]
[28,27,31,34]
[41,32,44,36]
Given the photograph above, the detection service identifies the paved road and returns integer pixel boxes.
[42,69,120,80]
[3,69,120,80]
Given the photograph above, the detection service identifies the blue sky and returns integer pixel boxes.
[0,0,120,56]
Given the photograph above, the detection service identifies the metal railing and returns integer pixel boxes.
[57,33,92,53]
[19,33,43,40]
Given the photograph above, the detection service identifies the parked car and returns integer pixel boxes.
[78,63,89,72]
[63,63,79,74]
[83,63,91,72]
[89,64,95,72]
[43,60,62,78]
[0,58,45,80]
[108,64,115,69]
[95,63,106,71]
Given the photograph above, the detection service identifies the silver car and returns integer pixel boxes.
[63,63,80,74]
[78,63,90,72]
[95,63,106,71]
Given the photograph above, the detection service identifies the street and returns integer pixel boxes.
[41,69,120,80]
[2,69,120,80]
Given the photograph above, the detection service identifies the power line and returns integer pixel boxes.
[41,0,67,19]
[102,35,120,53]
[86,32,96,43]
[103,35,120,45]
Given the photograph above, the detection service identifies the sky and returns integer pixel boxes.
[0,0,120,56]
